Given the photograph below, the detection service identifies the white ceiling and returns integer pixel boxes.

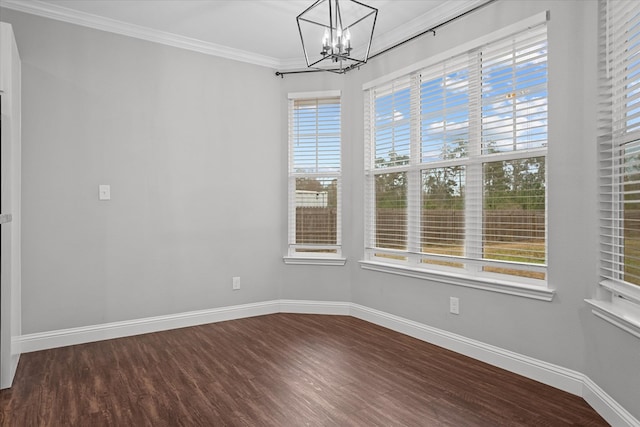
[1,0,489,70]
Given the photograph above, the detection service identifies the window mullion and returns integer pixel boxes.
[465,50,483,272]
[288,176,297,246]
[511,39,517,152]
[613,142,623,282]
[408,73,422,258]
[364,89,376,254]
[611,33,625,283]
[288,99,297,248]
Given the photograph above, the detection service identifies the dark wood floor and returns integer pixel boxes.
[1,314,607,426]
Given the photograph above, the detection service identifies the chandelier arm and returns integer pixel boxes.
[296,0,324,20]
[363,8,377,62]
[348,0,377,13]
[345,10,377,29]
[296,16,311,66]
[328,0,335,55]
[335,0,343,34]
[297,17,329,28]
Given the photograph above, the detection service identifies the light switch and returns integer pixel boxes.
[99,184,111,201]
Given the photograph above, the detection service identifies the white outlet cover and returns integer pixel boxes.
[450,297,460,314]
[99,185,111,200]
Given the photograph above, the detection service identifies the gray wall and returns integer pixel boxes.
[1,9,284,332]
[2,0,639,420]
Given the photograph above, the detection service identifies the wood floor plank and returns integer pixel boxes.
[0,314,608,426]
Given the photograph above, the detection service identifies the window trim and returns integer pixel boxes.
[285,90,345,266]
[360,260,554,301]
[361,12,551,297]
[585,299,640,340]
[284,256,347,266]
[590,0,640,337]
[362,11,550,91]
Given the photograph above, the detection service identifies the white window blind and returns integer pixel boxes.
[479,26,548,279]
[365,23,548,284]
[365,77,412,254]
[420,54,471,268]
[599,0,640,301]
[288,93,342,258]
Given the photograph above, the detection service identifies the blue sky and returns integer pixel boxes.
[373,37,548,167]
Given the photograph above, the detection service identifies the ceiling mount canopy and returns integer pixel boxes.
[297,0,378,74]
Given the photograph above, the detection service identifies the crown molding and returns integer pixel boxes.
[1,0,490,71]
[278,0,490,69]
[0,0,281,69]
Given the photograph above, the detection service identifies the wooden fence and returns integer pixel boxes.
[376,208,545,248]
[296,207,545,246]
[295,207,338,244]
[624,209,640,238]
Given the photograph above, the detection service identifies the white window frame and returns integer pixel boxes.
[361,12,554,301]
[284,90,346,266]
[587,0,640,338]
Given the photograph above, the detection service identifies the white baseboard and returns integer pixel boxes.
[279,299,351,315]
[14,300,281,354]
[0,353,20,389]
[583,377,640,427]
[349,304,585,395]
[349,303,639,427]
[12,299,639,427]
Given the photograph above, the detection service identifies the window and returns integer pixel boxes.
[591,0,640,336]
[285,91,344,265]
[364,22,548,288]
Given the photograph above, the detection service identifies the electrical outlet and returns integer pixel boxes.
[232,276,241,290]
[449,297,460,315]
[99,184,111,200]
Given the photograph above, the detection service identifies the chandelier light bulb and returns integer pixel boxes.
[344,28,351,49]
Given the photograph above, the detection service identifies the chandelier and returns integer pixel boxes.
[297,0,378,74]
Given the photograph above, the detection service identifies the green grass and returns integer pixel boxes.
[624,236,640,285]
[422,241,546,280]
[483,241,545,264]
[422,241,545,262]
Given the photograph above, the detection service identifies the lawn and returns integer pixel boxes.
[624,235,640,285]
[377,241,546,280]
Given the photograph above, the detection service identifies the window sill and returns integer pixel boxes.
[359,260,555,301]
[585,299,640,340]
[283,256,347,266]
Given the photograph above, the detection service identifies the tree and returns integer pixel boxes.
[326,179,338,208]
[482,139,545,211]
[422,168,463,210]
[295,178,324,192]
[375,152,409,208]
[423,139,466,210]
